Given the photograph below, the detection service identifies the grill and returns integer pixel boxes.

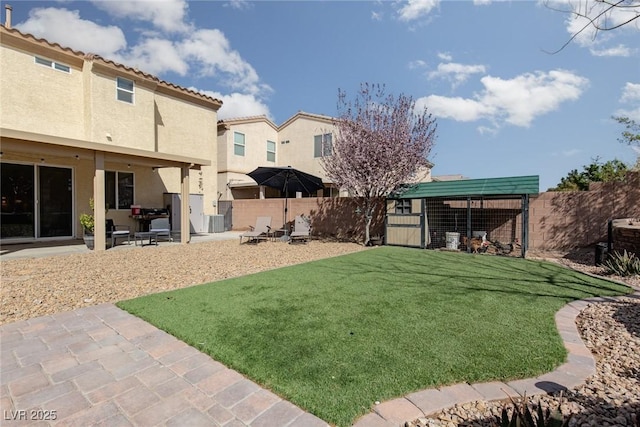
[132,208,169,231]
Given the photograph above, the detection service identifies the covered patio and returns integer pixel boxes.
[1,128,210,251]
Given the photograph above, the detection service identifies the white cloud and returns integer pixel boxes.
[437,52,453,61]
[417,95,489,122]
[179,29,272,96]
[371,11,383,21]
[196,90,272,120]
[397,0,440,21]
[589,44,632,57]
[419,69,589,130]
[121,38,188,76]
[225,0,253,11]
[91,0,190,33]
[562,149,582,157]
[620,82,640,103]
[17,8,126,58]
[615,82,640,121]
[428,62,487,88]
[473,0,492,5]
[408,59,427,69]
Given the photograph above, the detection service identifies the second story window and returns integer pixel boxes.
[116,77,134,104]
[314,133,332,158]
[35,56,70,73]
[234,132,245,156]
[267,140,276,162]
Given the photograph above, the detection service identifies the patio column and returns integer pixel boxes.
[259,185,265,199]
[180,166,190,244]
[93,151,106,251]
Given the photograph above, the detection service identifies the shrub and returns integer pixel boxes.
[603,250,640,277]
[493,394,571,427]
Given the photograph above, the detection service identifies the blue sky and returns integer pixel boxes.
[7,0,639,190]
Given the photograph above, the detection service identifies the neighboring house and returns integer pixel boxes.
[217,111,340,200]
[0,19,222,250]
[217,111,432,201]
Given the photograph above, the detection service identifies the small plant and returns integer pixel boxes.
[603,250,640,277]
[79,198,108,235]
[492,393,571,427]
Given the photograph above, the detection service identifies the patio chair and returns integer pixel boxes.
[106,219,130,248]
[289,215,311,244]
[239,216,271,244]
[150,218,173,243]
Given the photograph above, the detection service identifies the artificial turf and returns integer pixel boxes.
[117,246,631,426]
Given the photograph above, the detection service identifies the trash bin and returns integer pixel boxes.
[595,242,608,266]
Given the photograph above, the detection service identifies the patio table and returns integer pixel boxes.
[134,231,158,246]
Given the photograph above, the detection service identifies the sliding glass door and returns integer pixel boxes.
[39,166,73,238]
[1,163,73,239]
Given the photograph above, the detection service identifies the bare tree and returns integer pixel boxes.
[321,83,437,245]
[544,0,640,53]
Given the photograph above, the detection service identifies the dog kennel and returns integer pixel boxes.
[385,175,539,257]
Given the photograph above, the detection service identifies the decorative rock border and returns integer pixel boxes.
[352,289,639,427]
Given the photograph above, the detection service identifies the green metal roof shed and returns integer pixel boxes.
[397,175,539,199]
[386,175,540,257]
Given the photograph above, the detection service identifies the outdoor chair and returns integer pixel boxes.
[106,219,130,247]
[239,216,272,244]
[150,218,173,243]
[289,215,311,244]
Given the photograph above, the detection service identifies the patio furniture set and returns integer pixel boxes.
[108,218,174,248]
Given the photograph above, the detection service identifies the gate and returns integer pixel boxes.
[218,201,233,231]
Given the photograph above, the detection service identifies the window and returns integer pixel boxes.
[395,199,412,214]
[34,56,70,73]
[266,140,276,162]
[105,171,134,210]
[314,133,332,158]
[234,132,245,156]
[116,77,134,104]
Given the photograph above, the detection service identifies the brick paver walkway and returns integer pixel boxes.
[0,304,328,427]
[2,291,637,427]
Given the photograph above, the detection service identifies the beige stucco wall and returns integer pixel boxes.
[278,115,334,182]
[0,41,85,139]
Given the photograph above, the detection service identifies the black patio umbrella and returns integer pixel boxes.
[247,166,324,235]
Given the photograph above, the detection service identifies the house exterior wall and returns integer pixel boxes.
[1,26,221,242]
[0,37,85,139]
[278,114,335,182]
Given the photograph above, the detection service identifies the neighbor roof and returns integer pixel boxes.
[396,175,539,199]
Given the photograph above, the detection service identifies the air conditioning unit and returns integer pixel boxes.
[208,214,225,233]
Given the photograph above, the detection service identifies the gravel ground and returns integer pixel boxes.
[0,239,368,326]
[2,243,638,426]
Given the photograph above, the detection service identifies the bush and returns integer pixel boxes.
[493,394,571,427]
[603,250,640,277]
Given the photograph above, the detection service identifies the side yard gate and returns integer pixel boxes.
[385,175,539,257]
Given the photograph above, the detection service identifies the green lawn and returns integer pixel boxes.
[116,246,631,426]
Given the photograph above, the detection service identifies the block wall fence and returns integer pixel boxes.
[229,171,640,251]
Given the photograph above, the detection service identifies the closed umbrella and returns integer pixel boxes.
[247,166,324,237]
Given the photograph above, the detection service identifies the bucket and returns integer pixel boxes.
[131,205,141,216]
[445,232,460,250]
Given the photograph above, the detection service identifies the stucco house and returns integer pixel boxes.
[217,112,340,201]
[0,14,222,250]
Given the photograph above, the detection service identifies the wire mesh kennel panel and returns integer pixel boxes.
[424,196,524,256]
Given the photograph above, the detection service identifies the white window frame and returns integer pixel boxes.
[116,77,135,104]
[234,132,246,156]
[34,56,70,73]
[314,133,332,158]
[267,140,276,162]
